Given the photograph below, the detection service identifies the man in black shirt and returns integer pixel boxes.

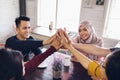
[5,16,54,61]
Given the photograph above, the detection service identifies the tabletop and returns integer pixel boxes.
[25,52,92,80]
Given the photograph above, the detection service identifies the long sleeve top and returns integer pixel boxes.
[88,48,120,79]
[24,46,56,76]
[5,35,43,61]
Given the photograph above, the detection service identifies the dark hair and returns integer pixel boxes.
[15,16,30,28]
[106,49,120,80]
[0,48,24,80]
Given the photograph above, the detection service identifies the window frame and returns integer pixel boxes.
[37,0,82,32]
[103,0,120,40]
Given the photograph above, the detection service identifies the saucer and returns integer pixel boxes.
[37,62,47,69]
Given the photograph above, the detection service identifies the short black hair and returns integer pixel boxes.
[106,49,120,80]
[0,48,24,80]
[15,16,30,28]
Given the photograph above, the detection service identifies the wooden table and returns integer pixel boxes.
[25,52,92,80]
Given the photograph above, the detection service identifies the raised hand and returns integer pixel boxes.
[58,29,71,49]
[51,34,62,50]
[43,31,57,45]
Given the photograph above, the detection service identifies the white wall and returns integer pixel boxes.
[0,0,19,43]
[80,0,105,37]
[80,0,118,47]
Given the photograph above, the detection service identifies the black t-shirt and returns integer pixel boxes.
[5,35,43,61]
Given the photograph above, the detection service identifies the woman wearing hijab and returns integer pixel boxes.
[59,29,120,80]
[71,20,103,61]
[69,21,103,80]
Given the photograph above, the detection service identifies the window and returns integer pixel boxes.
[104,0,120,40]
[37,0,82,32]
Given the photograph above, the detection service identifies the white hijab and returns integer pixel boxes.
[72,20,103,61]
[73,20,102,46]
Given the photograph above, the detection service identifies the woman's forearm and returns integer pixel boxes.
[72,43,110,57]
[67,45,92,69]
[67,45,106,79]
